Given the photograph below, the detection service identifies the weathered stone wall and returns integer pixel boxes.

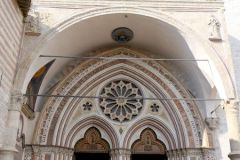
[0,0,23,146]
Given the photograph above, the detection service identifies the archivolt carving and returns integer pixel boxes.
[34,47,203,149]
[74,127,110,153]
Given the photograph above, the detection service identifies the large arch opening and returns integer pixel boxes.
[131,128,167,160]
[19,7,235,160]
[73,127,110,160]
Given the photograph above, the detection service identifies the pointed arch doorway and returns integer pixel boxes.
[73,127,110,160]
[131,128,167,160]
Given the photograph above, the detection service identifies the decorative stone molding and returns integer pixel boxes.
[25,10,41,36]
[0,69,3,87]
[33,1,224,12]
[208,15,222,41]
[167,148,216,160]
[24,145,74,160]
[202,148,216,160]
[24,146,33,160]
[35,48,202,148]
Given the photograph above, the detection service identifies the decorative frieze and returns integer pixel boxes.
[167,148,216,160]
[24,146,33,160]
[24,145,74,160]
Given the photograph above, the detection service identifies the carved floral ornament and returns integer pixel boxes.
[99,80,143,122]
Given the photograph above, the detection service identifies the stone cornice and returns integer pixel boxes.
[17,0,31,17]
[32,0,224,12]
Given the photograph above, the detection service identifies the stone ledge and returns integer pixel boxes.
[32,0,224,12]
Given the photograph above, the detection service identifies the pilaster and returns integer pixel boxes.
[0,90,24,160]
[225,100,240,160]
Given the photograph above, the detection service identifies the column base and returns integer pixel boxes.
[229,151,240,160]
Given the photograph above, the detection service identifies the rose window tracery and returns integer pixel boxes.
[99,80,143,122]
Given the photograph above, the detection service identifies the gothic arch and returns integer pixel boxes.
[65,116,119,149]
[74,127,110,153]
[33,47,206,151]
[123,117,176,150]
[131,128,166,155]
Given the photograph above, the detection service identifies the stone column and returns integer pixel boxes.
[110,148,131,160]
[225,100,240,160]
[0,91,24,160]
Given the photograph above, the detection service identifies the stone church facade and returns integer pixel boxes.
[0,0,240,160]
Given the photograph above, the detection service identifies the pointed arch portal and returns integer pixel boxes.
[20,5,233,160]
[131,128,167,160]
[73,127,110,160]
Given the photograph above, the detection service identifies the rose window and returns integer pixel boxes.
[99,80,143,122]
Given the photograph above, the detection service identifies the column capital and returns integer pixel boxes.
[110,148,131,160]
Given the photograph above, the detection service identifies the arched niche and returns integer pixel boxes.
[74,127,110,153]
[131,128,167,160]
[73,127,110,160]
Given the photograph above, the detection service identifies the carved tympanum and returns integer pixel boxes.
[74,127,110,153]
[99,80,143,122]
[131,128,166,154]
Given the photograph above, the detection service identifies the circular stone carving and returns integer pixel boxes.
[111,27,133,43]
[99,80,143,122]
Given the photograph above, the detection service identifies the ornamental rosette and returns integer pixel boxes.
[99,80,143,122]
